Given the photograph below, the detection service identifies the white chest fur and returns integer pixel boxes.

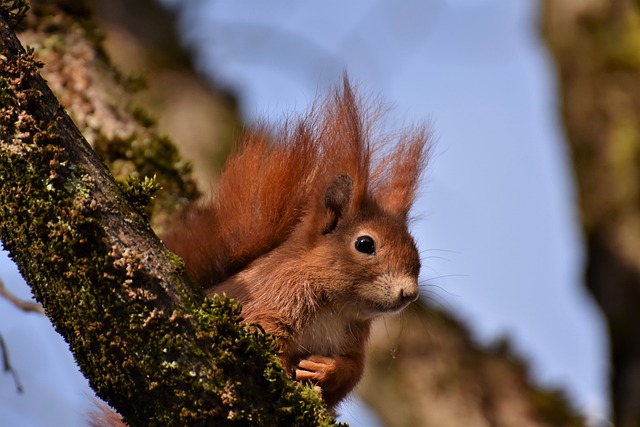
[293,307,356,356]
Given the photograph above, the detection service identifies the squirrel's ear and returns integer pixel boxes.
[322,174,353,234]
[375,133,429,218]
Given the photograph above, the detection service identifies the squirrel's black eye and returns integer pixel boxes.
[355,236,375,255]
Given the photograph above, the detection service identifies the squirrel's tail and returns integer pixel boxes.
[161,119,321,287]
[162,77,430,289]
[88,401,127,427]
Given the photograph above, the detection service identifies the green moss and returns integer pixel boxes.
[19,0,199,229]
[530,388,585,427]
[0,0,29,28]
[608,112,640,208]
[29,0,105,51]
[115,70,149,94]
[131,104,157,127]
[119,174,161,219]
[0,12,339,426]
[603,8,640,70]
[92,131,199,226]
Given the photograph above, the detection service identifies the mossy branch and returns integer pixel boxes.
[0,9,336,427]
[0,0,28,27]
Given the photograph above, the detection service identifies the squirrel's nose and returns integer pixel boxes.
[398,279,419,303]
[400,287,419,303]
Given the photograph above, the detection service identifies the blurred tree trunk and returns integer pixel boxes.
[87,0,241,191]
[358,303,586,427]
[542,1,640,426]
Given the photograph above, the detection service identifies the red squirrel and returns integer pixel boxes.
[162,78,429,408]
[92,78,429,424]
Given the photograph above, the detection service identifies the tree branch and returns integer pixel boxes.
[0,276,44,314]
[0,334,24,393]
[0,4,335,426]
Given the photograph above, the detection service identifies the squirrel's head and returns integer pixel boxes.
[297,80,427,319]
[300,173,421,320]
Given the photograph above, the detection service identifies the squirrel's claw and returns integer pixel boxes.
[295,354,337,382]
[295,354,350,398]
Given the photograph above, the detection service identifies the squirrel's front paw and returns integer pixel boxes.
[295,354,353,396]
[295,355,338,384]
[294,354,362,407]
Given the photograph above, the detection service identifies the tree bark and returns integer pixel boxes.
[0,3,335,426]
[541,1,640,426]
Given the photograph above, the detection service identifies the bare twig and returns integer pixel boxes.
[0,333,24,393]
[0,277,44,315]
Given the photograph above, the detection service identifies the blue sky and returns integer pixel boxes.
[0,0,609,425]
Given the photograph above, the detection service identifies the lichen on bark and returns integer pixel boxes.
[19,0,201,231]
[0,0,27,26]
[0,4,338,426]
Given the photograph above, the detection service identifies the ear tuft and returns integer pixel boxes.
[323,174,353,233]
[374,129,430,218]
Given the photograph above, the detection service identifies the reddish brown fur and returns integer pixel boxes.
[97,79,429,424]
[163,78,430,408]
[89,402,129,427]
[163,79,429,288]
